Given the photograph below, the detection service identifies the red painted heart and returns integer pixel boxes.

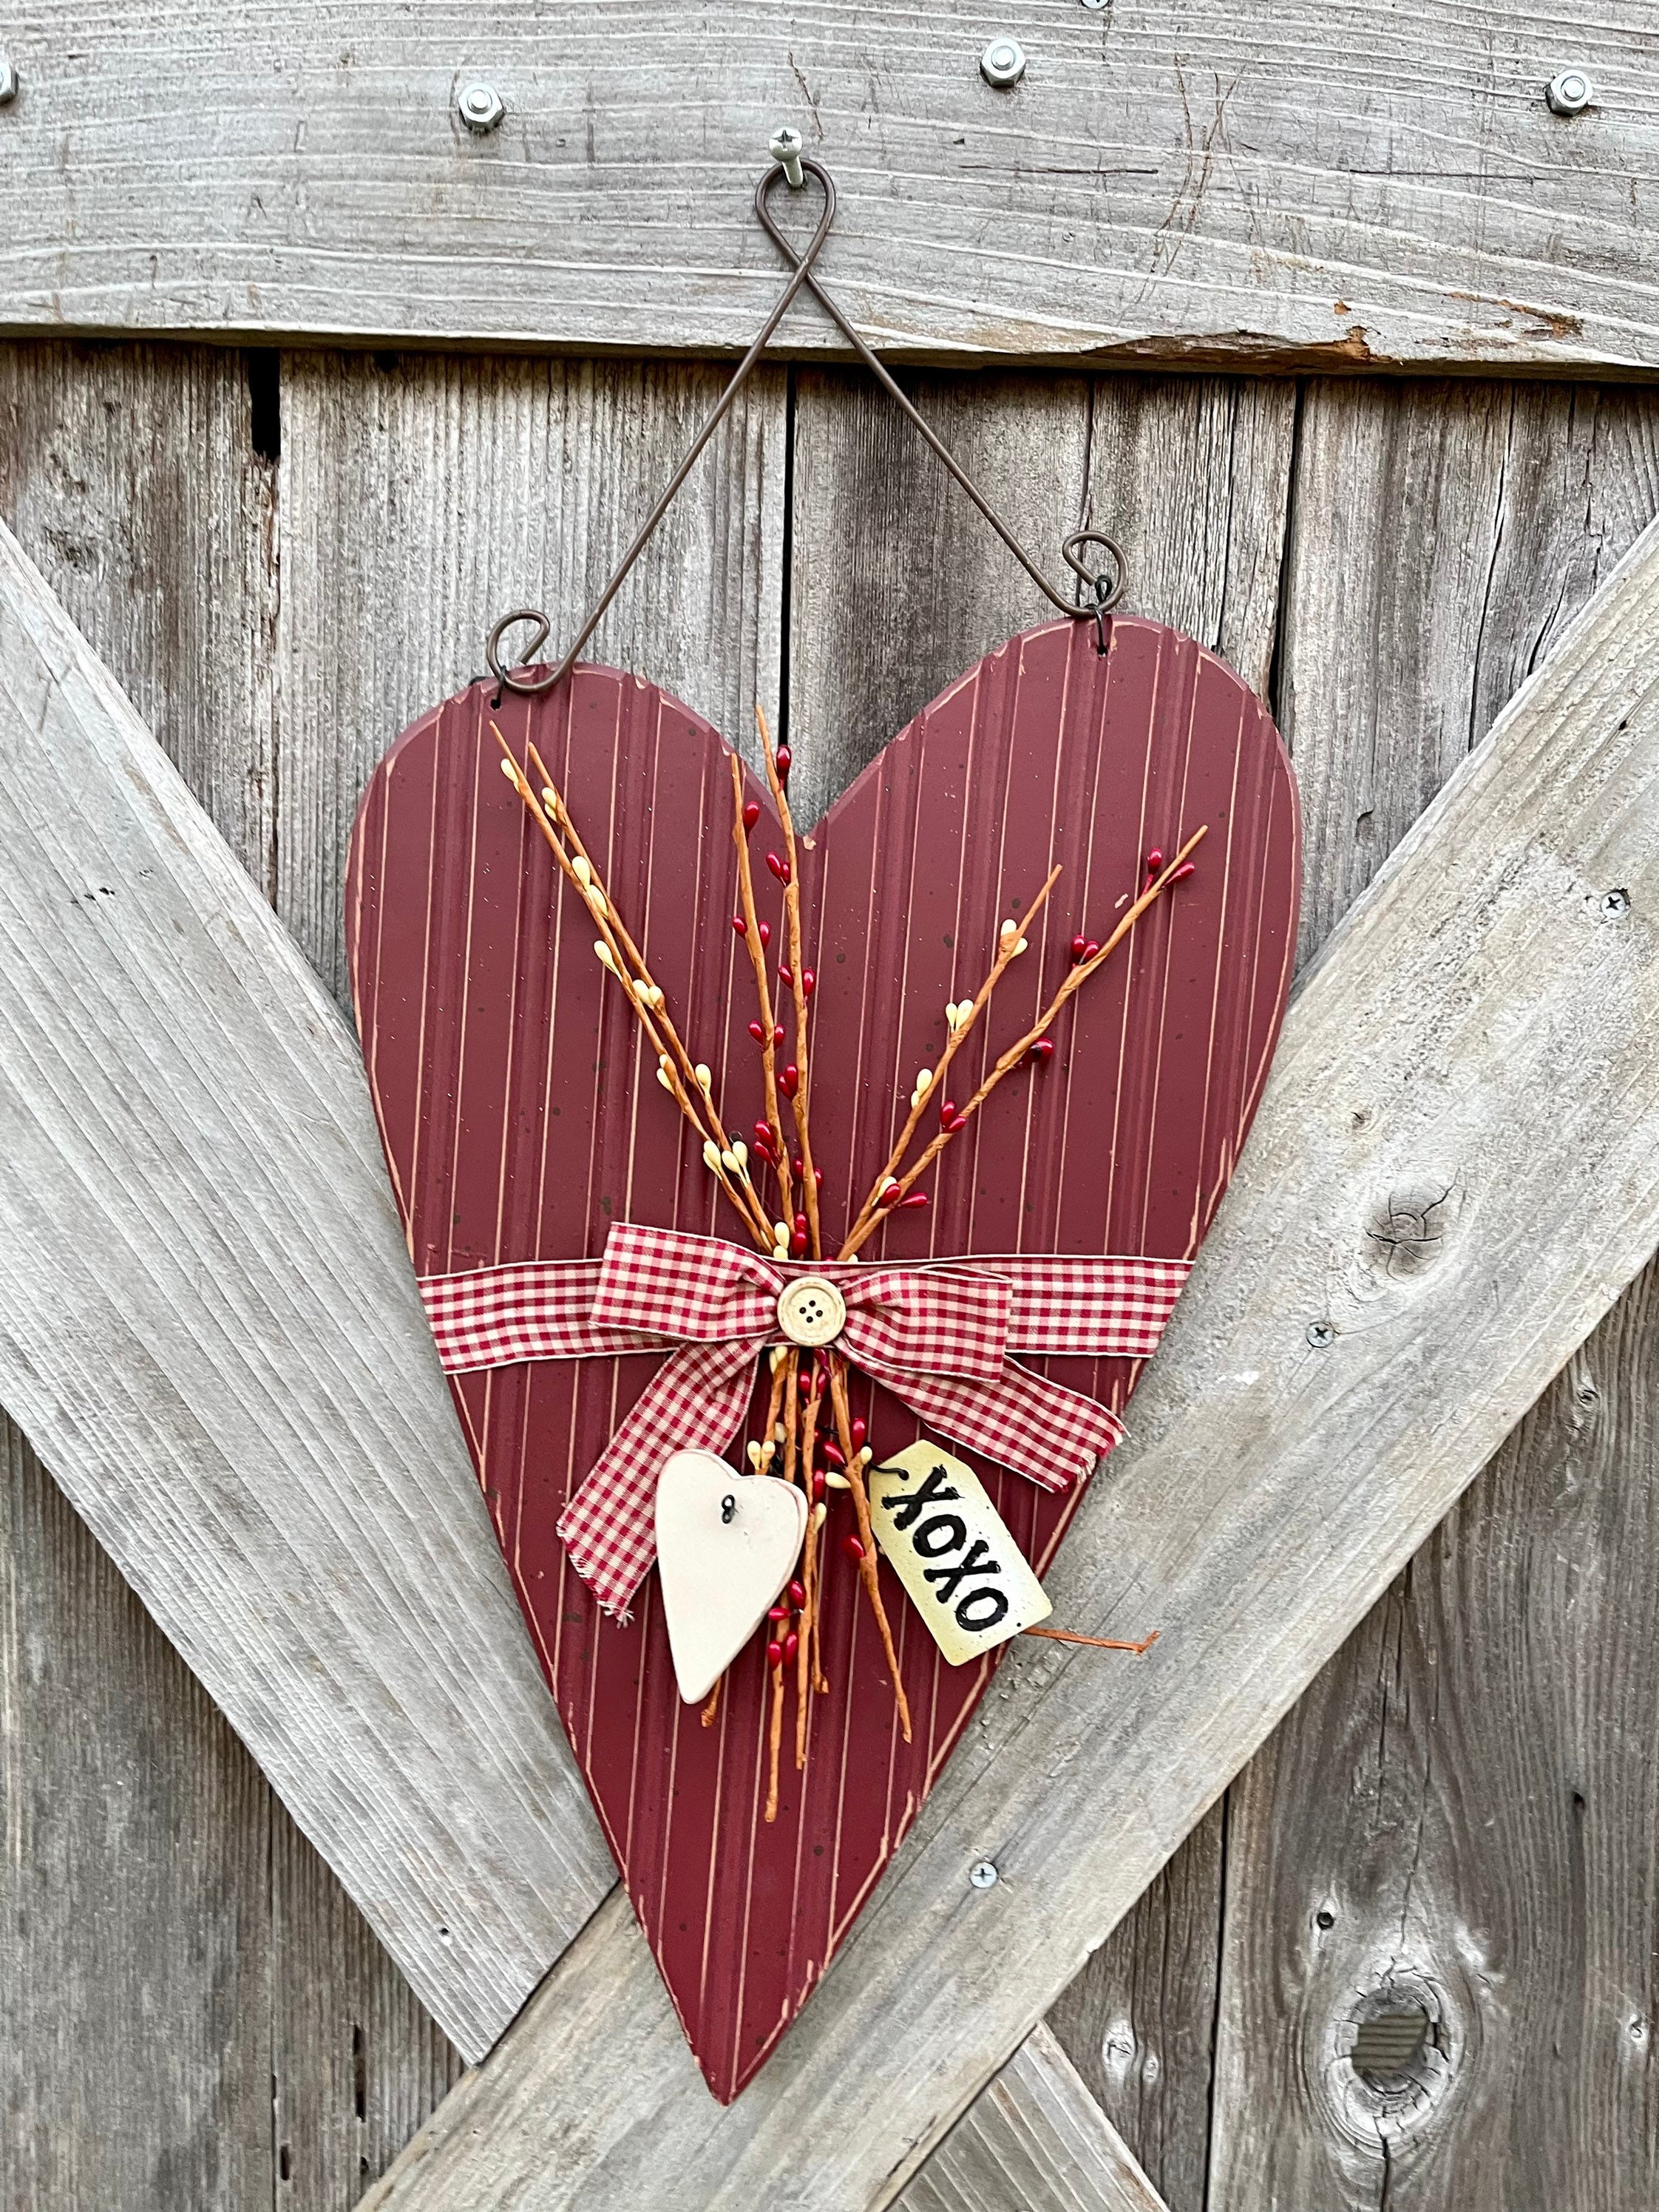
[347,614,1299,2102]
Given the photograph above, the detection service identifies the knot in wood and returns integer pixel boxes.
[1321,1970,1462,2149]
[1363,1179,1459,1283]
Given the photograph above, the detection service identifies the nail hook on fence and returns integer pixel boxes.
[486,148,1124,696]
[769,126,806,188]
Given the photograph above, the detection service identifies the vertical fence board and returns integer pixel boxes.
[1210,1267,1659,2211]
[1204,376,1659,2206]
[276,352,787,1004]
[898,2023,1170,2212]
[0,1412,275,2209]
[272,1808,468,2211]
[0,342,290,2212]
[0,340,278,883]
[1045,1811,1226,2210]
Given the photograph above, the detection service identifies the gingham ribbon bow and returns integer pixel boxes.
[420,1223,1190,1617]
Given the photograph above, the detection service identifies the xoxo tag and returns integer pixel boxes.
[868,1442,1051,1664]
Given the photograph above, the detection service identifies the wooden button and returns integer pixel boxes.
[775,1275,846,1347]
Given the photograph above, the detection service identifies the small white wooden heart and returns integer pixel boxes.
[654,1450,808,1704]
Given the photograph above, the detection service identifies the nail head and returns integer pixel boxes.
[458,81,506,134]
[980,37,1026,88]
[1546,70,1593,116]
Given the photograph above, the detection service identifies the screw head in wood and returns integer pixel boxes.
[458,82,506,135]
[1306,1320,1336,1349]
[969,1859,1000,1889]
[769,125,806,188]
[0,54,17,104]
[1546,69,1594,116]
[1601,886,1630,915]
[980,37,1026,89]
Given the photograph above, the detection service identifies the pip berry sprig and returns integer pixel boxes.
[756,707,824,1261]
[836,826,1210,1262]
[836,864,1062,1259]
[728,751,795,1251]
[493,727,776,1252]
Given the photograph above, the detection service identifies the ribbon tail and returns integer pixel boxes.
[874,1360,1125,1493]
[557,1339,764,1618]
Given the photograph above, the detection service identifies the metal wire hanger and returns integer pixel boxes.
[486,143,1126,698]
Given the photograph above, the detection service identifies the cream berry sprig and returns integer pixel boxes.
[839,827,1208,1260]
[494,727,775,1252]
[728,751,796,1257]
[837,864,1061,1258]
[755,706,823,1260]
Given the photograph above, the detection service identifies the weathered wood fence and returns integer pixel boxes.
[3,8,1658,2208]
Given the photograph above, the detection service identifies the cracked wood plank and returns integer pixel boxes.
[1209,1262,1659,2208]
[352,506,1659,2209]
[1,3,1657,372]
[1201,377,1659,2209]
[0,509,617,2063]
[898,2025,1170,2212]
[1048,373,1659,2200]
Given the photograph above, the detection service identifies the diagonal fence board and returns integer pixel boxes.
[6,349,1655,2212]
[2,2,1658,373]
[352,514,1659,2207]
[898,2026,1170,2212]
[0,513,617,2062]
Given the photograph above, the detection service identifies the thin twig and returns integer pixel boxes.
[839,864,1062,1256]
[730,752,795,1244]
[495,727,774,1249]
[827,1357,911,1741]
[756,707,822,1259]
[765,1351,801,1822]
[1022,1625,1160,1655]
[794,1375,822,1767]
[841,829,1208,1260]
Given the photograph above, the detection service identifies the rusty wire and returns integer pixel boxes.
[487,157,1124,698]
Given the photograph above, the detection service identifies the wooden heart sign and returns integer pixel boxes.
[655,1451,809,1703]
[347,614,1299,2101]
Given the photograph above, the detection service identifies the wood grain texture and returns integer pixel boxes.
[278,350,785,1003]
[0,509,614,2060]
[0,1413,276,2208]
[1056,377,1659,2209]
[0,340,279,885]
[898,2023,1170,2212]
[1201,376,1659,2209]
[272,1806,468,2208]
[1282,378,1659,961]
[1044,1810,1225,2209]
[352,511,1659,2207]
[0,338,473,2206]
[1207,1265,1659,2211]
[787,362,1292,2196]
[4,4,1659,373]
[786,367,1295,824]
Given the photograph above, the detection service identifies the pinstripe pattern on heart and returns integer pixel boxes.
[346,614,1300,2101]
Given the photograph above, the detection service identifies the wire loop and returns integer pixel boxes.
[489,157,1123,696]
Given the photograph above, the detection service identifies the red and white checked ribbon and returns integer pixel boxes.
[420,1223,1190,1617]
